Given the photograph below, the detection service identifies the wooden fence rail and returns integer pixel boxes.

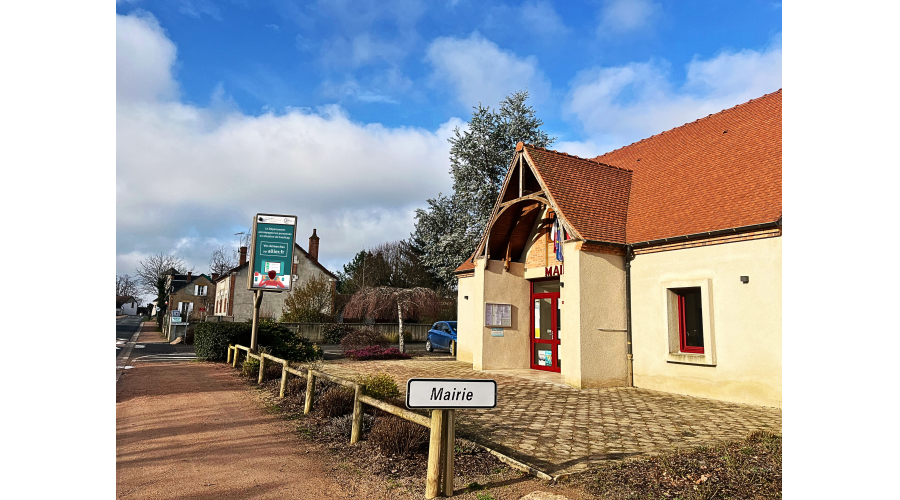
[226,344,453,498]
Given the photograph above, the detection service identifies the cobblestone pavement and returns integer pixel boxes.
[323,358,782,476]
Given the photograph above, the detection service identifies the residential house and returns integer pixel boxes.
[214,229,338,321]
[455,90,782,407]
[116,295,138,316]
[162,272,217,337]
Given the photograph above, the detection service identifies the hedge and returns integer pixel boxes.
[194,319,323,362]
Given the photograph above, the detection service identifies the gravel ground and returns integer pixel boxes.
[117,357,588,499]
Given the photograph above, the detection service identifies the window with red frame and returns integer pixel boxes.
[675,288,704,353]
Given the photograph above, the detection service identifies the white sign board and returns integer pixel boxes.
[406,379,497,409]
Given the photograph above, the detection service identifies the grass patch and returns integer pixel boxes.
[583,430,781,500]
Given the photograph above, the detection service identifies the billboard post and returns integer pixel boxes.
[247,213,298,352]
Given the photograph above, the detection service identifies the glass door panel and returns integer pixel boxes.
[531,292,560,372]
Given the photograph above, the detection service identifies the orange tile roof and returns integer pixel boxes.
[595,90,782,243]
[453,89,782,272]
[454,259,476,273]
[525,146,633,244]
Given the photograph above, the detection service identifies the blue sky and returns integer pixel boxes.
[116,0,781,295]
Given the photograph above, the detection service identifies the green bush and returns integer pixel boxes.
[194,319,323,362]
[241,356,260,378]
[355,373,400,401]
[322,324,354,344]
[340,327,390,351]
[194,322,250,361]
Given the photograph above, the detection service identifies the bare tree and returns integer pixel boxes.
[209,245,237,277]
[135,253,190,299]
[343,286,441,353]
[116,274,140,297]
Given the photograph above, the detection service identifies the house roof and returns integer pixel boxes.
[524,146,633,244]
[454,89,782,272]
[116,295,136,307]
[172,274,213,293]
[594,89,782,243]
[212,242,338,283]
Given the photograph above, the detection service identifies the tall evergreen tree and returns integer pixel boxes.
[413,90,554,287]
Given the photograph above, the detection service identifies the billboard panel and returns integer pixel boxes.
[247,213,297,292]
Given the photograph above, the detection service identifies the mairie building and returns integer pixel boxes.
[454,90,782,408]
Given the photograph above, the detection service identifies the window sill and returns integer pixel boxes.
[666,352,716,366]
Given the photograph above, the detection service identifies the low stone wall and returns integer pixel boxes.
[280,322,431,343]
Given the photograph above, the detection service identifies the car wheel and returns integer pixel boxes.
[449,340,455,357]
[425,339,433,352]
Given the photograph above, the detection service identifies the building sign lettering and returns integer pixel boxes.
[545,264,564,277]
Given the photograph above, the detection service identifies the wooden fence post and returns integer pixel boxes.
[304,370,316,415]
[279,360,289,398]
[227,345,233,364]
[426,409,445,499]
[443,409,456,497]
[350,383,365,444]
[232,347,240,368]
[258,353,267,384]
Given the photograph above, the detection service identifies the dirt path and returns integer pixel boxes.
[116,361,353,499]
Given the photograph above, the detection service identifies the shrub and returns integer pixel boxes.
[340,327,390,351]
[368,415,428,457]
[316,387,355,418]
[355,373,401,401]
[323,414,375,438]
[241,356,260,378]
[345,346,411,361]
[184,326,195,345]
[382,331,413,344]
[194,319,323,362]
[322,324,354,344]
[194,322,251,361]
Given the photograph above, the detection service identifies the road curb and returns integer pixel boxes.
[116,319,144,383]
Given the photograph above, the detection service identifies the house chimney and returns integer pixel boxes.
[212,273,219,281]
[309,229,319,262]
[187,271,192,280]
[239,246,247,265]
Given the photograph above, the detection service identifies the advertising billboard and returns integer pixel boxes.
[247,213,297,292]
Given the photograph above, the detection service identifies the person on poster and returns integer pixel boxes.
[257,270,286,289]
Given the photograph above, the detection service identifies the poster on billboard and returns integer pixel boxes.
[247,213,297,292]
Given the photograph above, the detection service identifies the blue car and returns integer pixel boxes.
[426,321,458,355]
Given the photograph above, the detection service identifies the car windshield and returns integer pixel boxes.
[448,322,457,330]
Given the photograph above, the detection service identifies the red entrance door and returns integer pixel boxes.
[530,288,560,372]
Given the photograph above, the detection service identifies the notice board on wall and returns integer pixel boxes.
[484,303,512,327]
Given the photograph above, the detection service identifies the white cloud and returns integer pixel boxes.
[598,0,660,35]
[116,11,178,103]
[426,33,550,108]
[519,1,568,37]
[564,36,782,150]
[117,12,462,280]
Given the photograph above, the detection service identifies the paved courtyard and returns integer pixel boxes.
[323,357,782,476]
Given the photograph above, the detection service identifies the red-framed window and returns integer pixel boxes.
[675,288,704,354]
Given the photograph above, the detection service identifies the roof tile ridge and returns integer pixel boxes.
[523,144,633,172]
[592,89,783,161]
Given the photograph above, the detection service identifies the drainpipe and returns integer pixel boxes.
[625,245,634,387]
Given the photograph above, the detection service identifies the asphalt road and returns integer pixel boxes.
[116,316,142,357]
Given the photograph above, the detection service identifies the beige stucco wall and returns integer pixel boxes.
[630,236,782,407]
[471,259,531,370]
[560,241,629,388]
[455,274,476,363]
